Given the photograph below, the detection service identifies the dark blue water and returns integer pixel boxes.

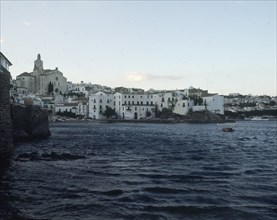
[1,121,277,220]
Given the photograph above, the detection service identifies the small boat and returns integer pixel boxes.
[222,127,235,132]
[251,116,269,121]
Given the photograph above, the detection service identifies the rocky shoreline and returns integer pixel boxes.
[52,110,233,124]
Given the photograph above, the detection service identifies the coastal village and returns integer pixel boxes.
[3,53,277,121]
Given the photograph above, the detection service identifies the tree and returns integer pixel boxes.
[48,82,54,94]
[269,100,276,106]
[103,106,115,119]
[161,108,173,119]
[146,110,151,117]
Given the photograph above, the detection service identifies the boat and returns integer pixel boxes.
[251,116,269,121]
[222,127,235,132]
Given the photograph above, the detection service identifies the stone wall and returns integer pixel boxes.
[12,105,51,141]
[0,69,13,158]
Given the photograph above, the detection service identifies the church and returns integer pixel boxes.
[16,54,67,95]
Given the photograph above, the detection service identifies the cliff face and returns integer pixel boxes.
[0,69,13,157]
[12,105,51,141]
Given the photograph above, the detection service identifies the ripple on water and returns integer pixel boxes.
[1,121,276,220]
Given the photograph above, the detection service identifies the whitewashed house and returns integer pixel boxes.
[121,93,156,119]
[55,103,78,115]
[89,91,114,119]
[87,89,223,120]
[73,97,89,117]
[203,94,224,115]
[174,99,194,115]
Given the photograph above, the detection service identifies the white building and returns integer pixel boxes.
[89,91,114,119]
[55,103,78,115]
[203,94,224,114]
[174,99,194,115]
[88,90,195,120]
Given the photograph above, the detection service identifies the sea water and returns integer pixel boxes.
[1,121,276,220]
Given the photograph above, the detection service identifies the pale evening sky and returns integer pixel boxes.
[0,0,276,96]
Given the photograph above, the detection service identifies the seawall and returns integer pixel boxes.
[12,105,51,141]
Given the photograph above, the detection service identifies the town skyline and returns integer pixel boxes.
[1,1,276,96]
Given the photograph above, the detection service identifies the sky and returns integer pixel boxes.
[0,0,276,96]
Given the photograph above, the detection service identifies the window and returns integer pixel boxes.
[141,101,143,105]
[135,107,137,111]
[151,101,153,105]
[146,101,149,105]
[132,95,134,98]
[183,103,185,107]
[128,101,130,105]
[100,99,102,103]
[128,95,130,98]
[161,103,163,107]
[94,99,96,103]
[56,77,58,81]
[107,99,109,103]
[100,105,102,109]
[132,101,134,105]
[137,101,139,105]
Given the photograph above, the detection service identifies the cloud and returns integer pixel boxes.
[0,38,4,44]
[125,72,182,82]
[23,21,32,26]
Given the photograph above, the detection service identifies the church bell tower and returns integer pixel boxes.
[33,54,44,75]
